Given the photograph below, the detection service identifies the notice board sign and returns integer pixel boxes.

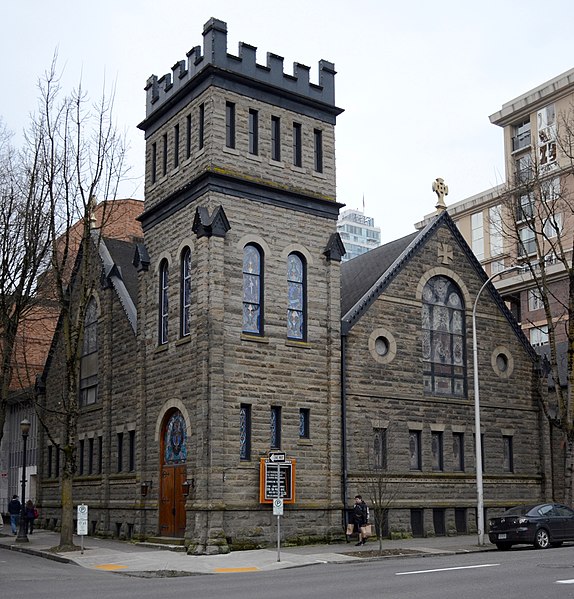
[259,458,296,504]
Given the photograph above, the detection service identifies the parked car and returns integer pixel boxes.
[488,503,574,550]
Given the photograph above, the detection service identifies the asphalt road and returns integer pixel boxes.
[3,544,574,598]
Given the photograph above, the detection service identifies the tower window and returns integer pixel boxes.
[287,253,306,340]
[249,109,259,155]
[159,260,169,344]
[173,124,180,168]
[151,142,157,183]
[199,103,205,150]
[240,404,251,460]
[226,101,236,148]
[186,114,192,159]
[293,122,302,167]
[271,116,281,161]
[162,133,167,176]
[314,129,323,172]
[271,406,282,449]
[180,248,191,338]
[243,244,263,335]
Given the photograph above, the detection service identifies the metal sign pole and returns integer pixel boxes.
[277,462,281,562]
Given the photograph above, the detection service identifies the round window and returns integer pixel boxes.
[375,336,389,357]
[496,353,508,372]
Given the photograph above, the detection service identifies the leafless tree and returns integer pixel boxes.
[0,117,52,447]
[362,428,398,552]
[493,101,574,503]
[28,58,127,550]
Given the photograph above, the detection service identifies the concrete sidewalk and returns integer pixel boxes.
[0,528,495,575]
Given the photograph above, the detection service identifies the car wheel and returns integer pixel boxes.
[495,542,512,551]
[534,528,550,549]
[550,541,563,548]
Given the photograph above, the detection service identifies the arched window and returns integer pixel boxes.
[287,253,306,340]
[243,244,263,334]
[80,297,98,406]
[159,259,169,344]
[421,275,466,396]
[180,248,191,337]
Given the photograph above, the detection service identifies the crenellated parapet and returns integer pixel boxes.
[143,17,337,119]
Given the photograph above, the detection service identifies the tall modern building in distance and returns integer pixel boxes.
[337,208,381,261]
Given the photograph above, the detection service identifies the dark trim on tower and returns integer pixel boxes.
[138,170,343,231]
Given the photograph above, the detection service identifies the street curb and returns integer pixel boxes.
[0,541,73,564]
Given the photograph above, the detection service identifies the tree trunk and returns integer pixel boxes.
[59,446,75,549]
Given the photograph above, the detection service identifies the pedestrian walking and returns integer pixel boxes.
[25,499,36,534]
[351,494,369,546]
[8,495,21,535]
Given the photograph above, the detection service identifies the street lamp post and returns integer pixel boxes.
[472,266,519,546]
[16,418,31,543]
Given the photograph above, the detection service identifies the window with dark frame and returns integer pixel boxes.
[151,142,157,183]
[431,431,444,471]
[313,128,323,172]
[249,109,259,155]
[293,122,302,167]
[453,432,465,471]
[162,133,167,176]
[80,298,98,407]
[55,447,60,477]
[128,430,136,472]
[299,408,310,439]
[271,406,282,449]
[117,432,124,473]
[88,437,94,475]
[98,435,103,474]
[409,430,422,470]
[48,445,53,478]
[180,248,191,338]
[240,404,252,460]
[186,114,192,159]
[159,260,169,344]
[503,435,514,472]
[173,124,180,168]
[373,427,387,470]
[271,115,281,161]
[226,101,236,148]
[198,103,205,149]
[79,439,85,475]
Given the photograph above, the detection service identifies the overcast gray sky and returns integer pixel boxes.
[3,0,574,242]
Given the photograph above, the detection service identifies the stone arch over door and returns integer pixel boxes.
[159,409,188,538]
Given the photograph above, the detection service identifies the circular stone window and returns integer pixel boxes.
[496,353,508,373]
[375,336,390,357]
[369,328,397,364]
[491,347,514,378]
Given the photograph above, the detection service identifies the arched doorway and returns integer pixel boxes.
[159,410,188,538]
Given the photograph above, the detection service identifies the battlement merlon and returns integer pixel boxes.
[142,17,339,120]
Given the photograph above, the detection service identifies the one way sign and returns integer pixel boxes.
[268,451,286,463]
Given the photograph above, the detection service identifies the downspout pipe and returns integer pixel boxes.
[341,331,349,529]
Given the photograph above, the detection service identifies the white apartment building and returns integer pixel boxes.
[337,208,381,261]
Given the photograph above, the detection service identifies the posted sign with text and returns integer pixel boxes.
[259,457,296,504]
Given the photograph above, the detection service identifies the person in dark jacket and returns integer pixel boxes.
[8,495,21,535]
[352,494,369,546]
[25,500,36,534]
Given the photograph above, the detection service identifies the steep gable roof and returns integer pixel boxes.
[340,211,538,362]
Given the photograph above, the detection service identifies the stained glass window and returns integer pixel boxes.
[164,411,187,465]
[80,297,98,406]
[287,253,305,340]
[240,404,251,460]
[270,406,281,449]
[299,408,310,439]
[243,245,263,334]
[180,248,191,337]
[159,260,169,344]
[422,276,466,397]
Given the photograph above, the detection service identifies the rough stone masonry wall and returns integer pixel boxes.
[344,224,546,537]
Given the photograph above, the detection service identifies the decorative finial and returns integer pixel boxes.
[432,178,448,212]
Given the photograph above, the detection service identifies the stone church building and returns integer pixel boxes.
[37,19,550,552]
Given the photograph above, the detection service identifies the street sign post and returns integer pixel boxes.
[77,504,88,554]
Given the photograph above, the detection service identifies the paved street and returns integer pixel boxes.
[2,532,574,598]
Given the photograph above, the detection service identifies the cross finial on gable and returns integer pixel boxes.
[432,178,448,212]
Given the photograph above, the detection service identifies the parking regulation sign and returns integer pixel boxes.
[77,504,88,536]
[273,498,284,516]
